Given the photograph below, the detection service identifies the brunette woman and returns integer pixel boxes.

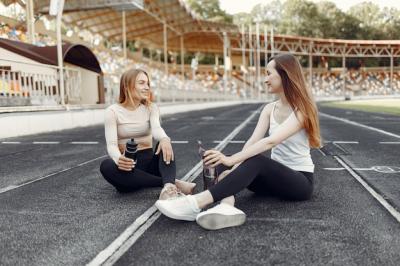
[155,54,321,230]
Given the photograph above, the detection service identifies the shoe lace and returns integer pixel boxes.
[163,185,182,195]
[164,186,185,200]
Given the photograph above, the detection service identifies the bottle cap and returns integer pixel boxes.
[126,138,138,153]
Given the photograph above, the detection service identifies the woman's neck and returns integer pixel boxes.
[278,93,289,107]
[121,101,140,110]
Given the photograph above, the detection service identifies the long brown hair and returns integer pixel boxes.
[272,54,321,148]
[119,68,153,107]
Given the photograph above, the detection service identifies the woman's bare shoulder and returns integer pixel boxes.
[261,101,277,116]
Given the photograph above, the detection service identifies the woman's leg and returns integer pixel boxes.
[215,166,235,206]
[155,154,313,224]
[198,154,313,207]
[99,158,163,192]
[246,170,313,199]
[146,147,176,185]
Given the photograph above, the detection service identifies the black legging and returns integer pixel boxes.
[99,145,175,192]
[210,154,313,202]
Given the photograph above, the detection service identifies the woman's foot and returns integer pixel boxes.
[155,195,201,221]
[196,203,246,230]
[159,183,183,200]
[175,179,196,195]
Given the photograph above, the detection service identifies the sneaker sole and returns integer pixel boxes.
[155,201,197,221]
[196,212,246,230]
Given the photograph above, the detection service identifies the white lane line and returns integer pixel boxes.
[175,125,190,132]
[33,141,60,144]
[171,141,189,144]
[86,105,264,266]
[95,206,162,266]
[213,140,246,144]
[70,141,99,145]
[320,112,400,139]
[323,167,373,171]
[334,156,400,223]
[331,142,349,154]
[332,141,359,144]
[380,142,400,144]
[372,115,386,120]
[317,148,326,156]
[0,155,107,194]
[1,142,21,144]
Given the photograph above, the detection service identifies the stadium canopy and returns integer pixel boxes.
[2,0,238,54]
[3,0,399,58]
[2,0,400,87]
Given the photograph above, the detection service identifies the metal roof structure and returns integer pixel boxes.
[5,0,238,54]
[2,0,399,57]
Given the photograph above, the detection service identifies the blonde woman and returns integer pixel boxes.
[155,54,321,230]
[100,68,195,199]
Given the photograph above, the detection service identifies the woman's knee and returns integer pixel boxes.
[249,154,266,163]
[241,154,266,169]
[100,158,115,177]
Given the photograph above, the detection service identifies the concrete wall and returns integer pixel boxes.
[80,68,99,104]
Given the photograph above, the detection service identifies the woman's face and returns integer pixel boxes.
[264,60,283,94]
[135,72,150,100]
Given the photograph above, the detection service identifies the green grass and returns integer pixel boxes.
[321,99,400,116]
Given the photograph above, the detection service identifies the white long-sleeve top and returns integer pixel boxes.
[104,103,169,164]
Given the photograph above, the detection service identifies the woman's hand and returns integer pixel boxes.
[156,138,174,164]
[204,150,234,168]
[118,155,135,171]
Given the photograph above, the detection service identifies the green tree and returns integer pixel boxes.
[348,2,385,39]
[185,0,233,23]
[378,7,400,39]
[278,0,324,37]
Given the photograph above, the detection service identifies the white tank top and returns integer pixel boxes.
[268,101,314,173]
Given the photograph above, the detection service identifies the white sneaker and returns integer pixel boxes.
[155,195,201,221]
[196,203,246,230]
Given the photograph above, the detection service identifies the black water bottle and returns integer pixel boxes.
[197,140,218,190]
[125,138,138,163]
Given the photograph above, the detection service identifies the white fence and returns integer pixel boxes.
[0,59,82,106]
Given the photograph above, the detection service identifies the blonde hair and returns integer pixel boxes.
[119,68,153,107]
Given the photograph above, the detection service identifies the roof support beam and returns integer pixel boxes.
[68,10,115,24]
[163,23,168,76]
[131,1,181,35]
[81,10,143,29]
[122,10,127,59]
[108,23,163,39]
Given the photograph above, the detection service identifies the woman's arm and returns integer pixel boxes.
[242,103,274,151]
[150,104,174,163]
[204,110,305,168]
[149,104,170,142]
[229,111,304,165]
[104,108,123,164]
